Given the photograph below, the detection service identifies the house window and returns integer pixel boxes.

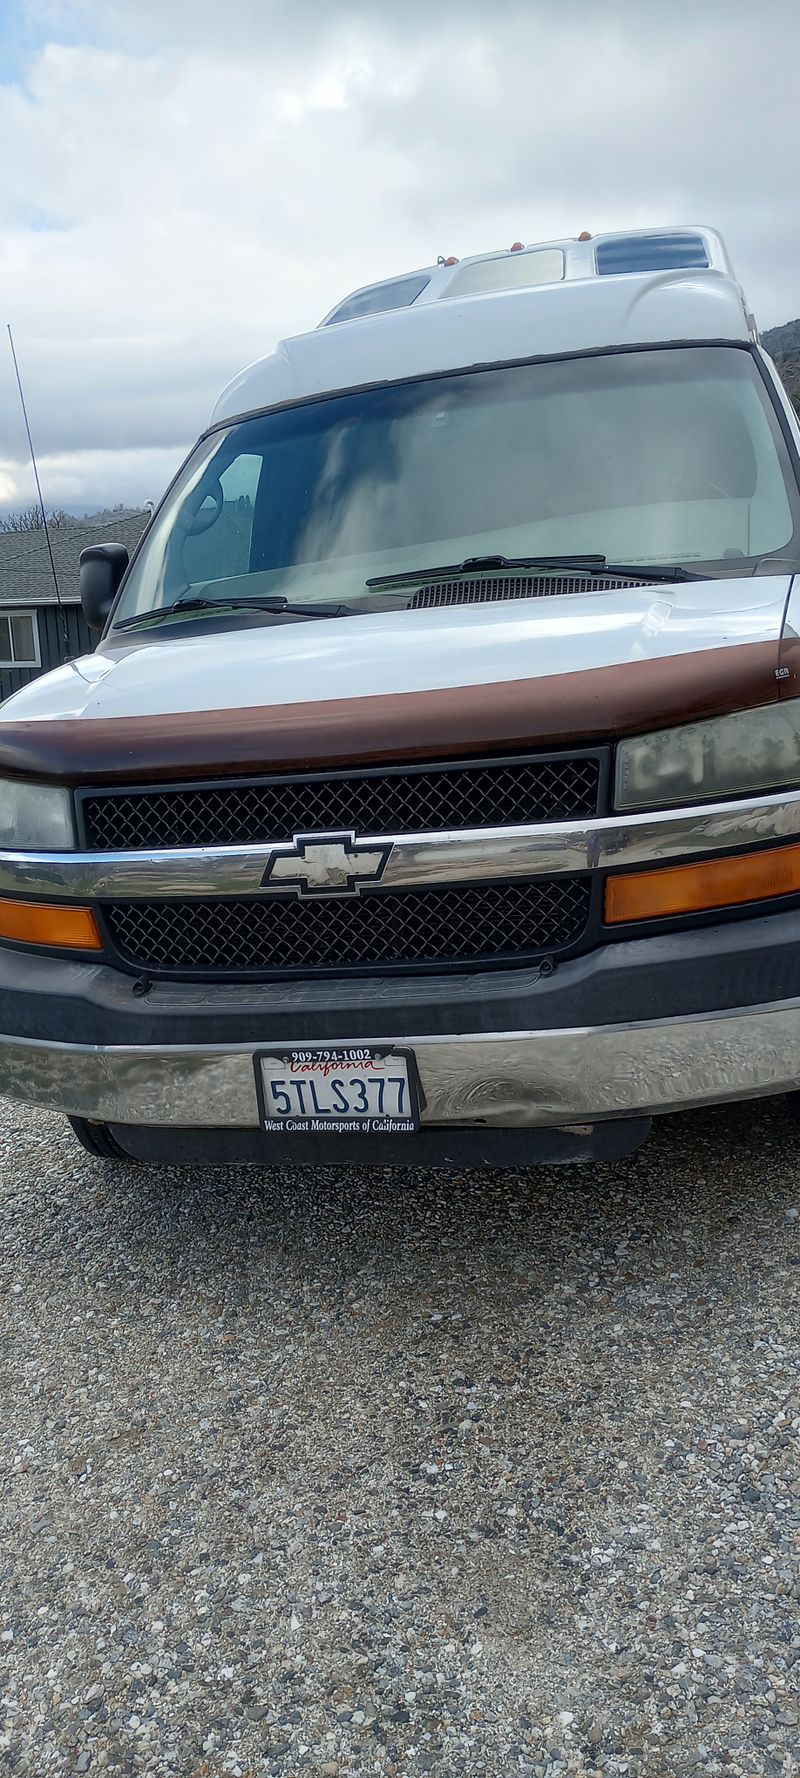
[0,610,40,667]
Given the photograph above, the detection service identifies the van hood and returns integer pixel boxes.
[0,576,794,784]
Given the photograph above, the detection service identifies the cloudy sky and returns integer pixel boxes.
[1,0,799,517]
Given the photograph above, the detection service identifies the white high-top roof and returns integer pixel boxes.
[212,226,754,425]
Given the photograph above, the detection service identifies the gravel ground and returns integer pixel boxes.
[1,1096,800,1778]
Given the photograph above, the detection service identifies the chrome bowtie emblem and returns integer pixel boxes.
[260,831,393,897]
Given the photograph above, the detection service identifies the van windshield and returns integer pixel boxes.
[111,345,800,630]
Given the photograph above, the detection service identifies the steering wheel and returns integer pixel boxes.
[179,478,224,535]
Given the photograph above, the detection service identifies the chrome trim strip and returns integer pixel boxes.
[2,998,800,1128]
[1,786,800,900]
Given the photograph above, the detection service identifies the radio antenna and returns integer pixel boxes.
[6,323,71,659]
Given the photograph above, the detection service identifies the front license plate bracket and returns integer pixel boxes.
[255,1045,421,1134]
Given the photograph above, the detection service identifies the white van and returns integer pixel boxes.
[2,225,800,1166]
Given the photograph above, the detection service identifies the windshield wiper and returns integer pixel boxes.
[366,553,699,589]
[113,595,351,632]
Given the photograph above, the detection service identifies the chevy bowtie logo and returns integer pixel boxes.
[260,831,394,897]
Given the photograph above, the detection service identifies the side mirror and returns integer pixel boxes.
[79,543,130,631]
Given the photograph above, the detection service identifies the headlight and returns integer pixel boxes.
[0,778,75,850]
[615,703,800,812]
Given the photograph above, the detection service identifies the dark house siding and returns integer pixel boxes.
[0,604,97,706]
[0,512,150,706]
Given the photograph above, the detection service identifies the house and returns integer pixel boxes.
[0,511,150,703]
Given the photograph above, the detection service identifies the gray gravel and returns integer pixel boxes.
[2,1096,800,1777]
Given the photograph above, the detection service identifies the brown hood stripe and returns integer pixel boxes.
[0,640,781,786]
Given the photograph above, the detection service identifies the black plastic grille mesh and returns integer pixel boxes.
[103,876,592,977]
[409,572,650,610]
[82,754,602,850]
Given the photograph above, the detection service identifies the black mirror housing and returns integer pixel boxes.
[79,543,130,631]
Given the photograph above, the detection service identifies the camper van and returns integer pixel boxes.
[2,225,800,1166]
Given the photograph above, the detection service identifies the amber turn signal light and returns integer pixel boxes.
[605,841,800,925]
[0,898,102,950]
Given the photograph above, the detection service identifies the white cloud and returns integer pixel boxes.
[0,444,183,511]
[0,0,799,514]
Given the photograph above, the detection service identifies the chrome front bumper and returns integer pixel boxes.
[2,997,800,1128]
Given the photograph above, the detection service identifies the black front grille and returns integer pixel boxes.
[102,876,592,978]
[81,751,604,851]
[409,572,650,610]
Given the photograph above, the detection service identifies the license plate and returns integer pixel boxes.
[255,1046,420,1134]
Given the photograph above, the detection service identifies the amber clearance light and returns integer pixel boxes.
[0,899,102,950]
[606,842,800,925]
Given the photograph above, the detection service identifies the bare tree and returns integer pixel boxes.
[0,505,73,533]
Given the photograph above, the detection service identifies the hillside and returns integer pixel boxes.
[762,319,800,410]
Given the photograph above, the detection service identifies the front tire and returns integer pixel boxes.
[67,1117,133,1160]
